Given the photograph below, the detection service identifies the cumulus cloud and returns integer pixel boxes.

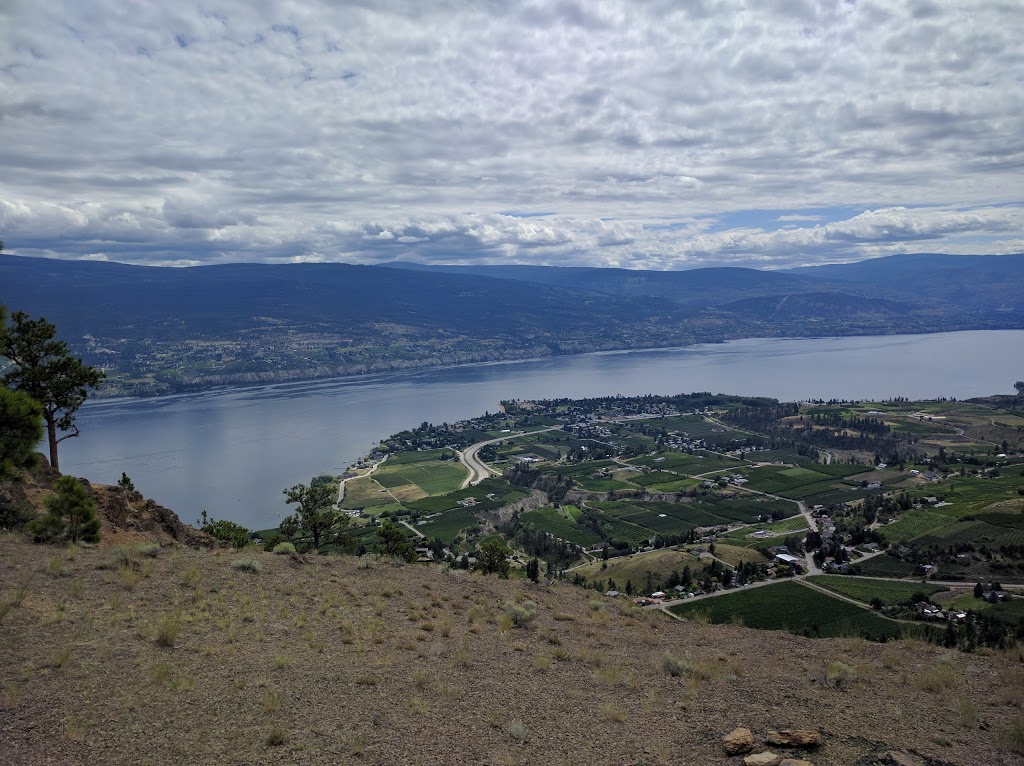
[0,0,1021,269]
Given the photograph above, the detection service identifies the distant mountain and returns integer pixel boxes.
[787,253,1024,312]
[1,253,1021,395]
[381,262,867,306]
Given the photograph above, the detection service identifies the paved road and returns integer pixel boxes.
[336,455,388,507]
[457,426,563,489]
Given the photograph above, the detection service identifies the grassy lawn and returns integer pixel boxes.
[670,581,904,640]
[808,575,945,606]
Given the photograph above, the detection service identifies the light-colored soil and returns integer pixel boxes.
[1,535,1023,766]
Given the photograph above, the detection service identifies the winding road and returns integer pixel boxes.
[457,426,563,489]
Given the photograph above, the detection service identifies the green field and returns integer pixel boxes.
[629,452,744,474]
[520,507,604,547]
[938,593,1024,625]
[373,450,468,496]
[740,465,834,494]
[670,581,904,640]
[855,555,918,578]
[414,508,481,544]
[573,547,703,589]
[404,478,528,515]
[808,576,945,606]
[879,509,954,543]
[340,476,392,509]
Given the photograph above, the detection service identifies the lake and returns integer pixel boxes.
[59,330,1024,529]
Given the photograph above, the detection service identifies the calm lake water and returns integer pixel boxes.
[60,330,1024,529]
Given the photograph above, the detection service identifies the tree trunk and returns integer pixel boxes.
[46,415,59,471]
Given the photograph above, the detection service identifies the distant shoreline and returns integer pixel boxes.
[90,327,1024,401]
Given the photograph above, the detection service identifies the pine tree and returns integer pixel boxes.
[2,311,103,471]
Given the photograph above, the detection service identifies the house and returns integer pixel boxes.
[775,553,803,568]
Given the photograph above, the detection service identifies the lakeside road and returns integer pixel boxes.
[457,426,563,489]
[336,455,388,507]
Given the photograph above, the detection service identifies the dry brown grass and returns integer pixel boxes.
[0,535,1021,766]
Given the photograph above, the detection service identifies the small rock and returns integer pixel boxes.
[744,753,782,766]
[723,727,755,755]
[780,760,814,766]
[766,729,822,748]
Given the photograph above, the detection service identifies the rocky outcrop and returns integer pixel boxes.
[481,489,548,526]
[87,483,219,547]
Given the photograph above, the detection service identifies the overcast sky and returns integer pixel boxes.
[1,0,1022,270]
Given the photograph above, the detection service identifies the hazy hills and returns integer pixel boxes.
[1,253,1022,394]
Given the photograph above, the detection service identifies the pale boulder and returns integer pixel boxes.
[722,727,755,755]
[744,753,782,766]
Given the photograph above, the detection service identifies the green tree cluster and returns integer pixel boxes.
[374,520,416,562]
[281,480,349,551]
[196,510,251,548]
[27,475,100,544]
[476,537,511,578]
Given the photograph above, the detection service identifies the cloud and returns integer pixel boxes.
[0,0,1021,269]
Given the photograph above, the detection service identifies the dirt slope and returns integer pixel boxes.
[1,536,1023,766]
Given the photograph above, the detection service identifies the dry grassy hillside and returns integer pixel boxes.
[2,531,1024,766]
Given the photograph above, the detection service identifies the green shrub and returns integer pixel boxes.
[27,476,100,544]
[231,559,262,573]
[662,651,691,678]
[272,541,297,555]
[261,532,288,551]
[503,600,537,627]
[136,543,161,558]
[196,510,251,548]
[0,489,35,531]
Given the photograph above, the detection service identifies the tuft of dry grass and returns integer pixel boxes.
[154,610,182,647]
[908,662,957,693]
[955,696,979,728]
[47,555,70,578]
[1000,717,1024,755]
[262,687,282,714]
